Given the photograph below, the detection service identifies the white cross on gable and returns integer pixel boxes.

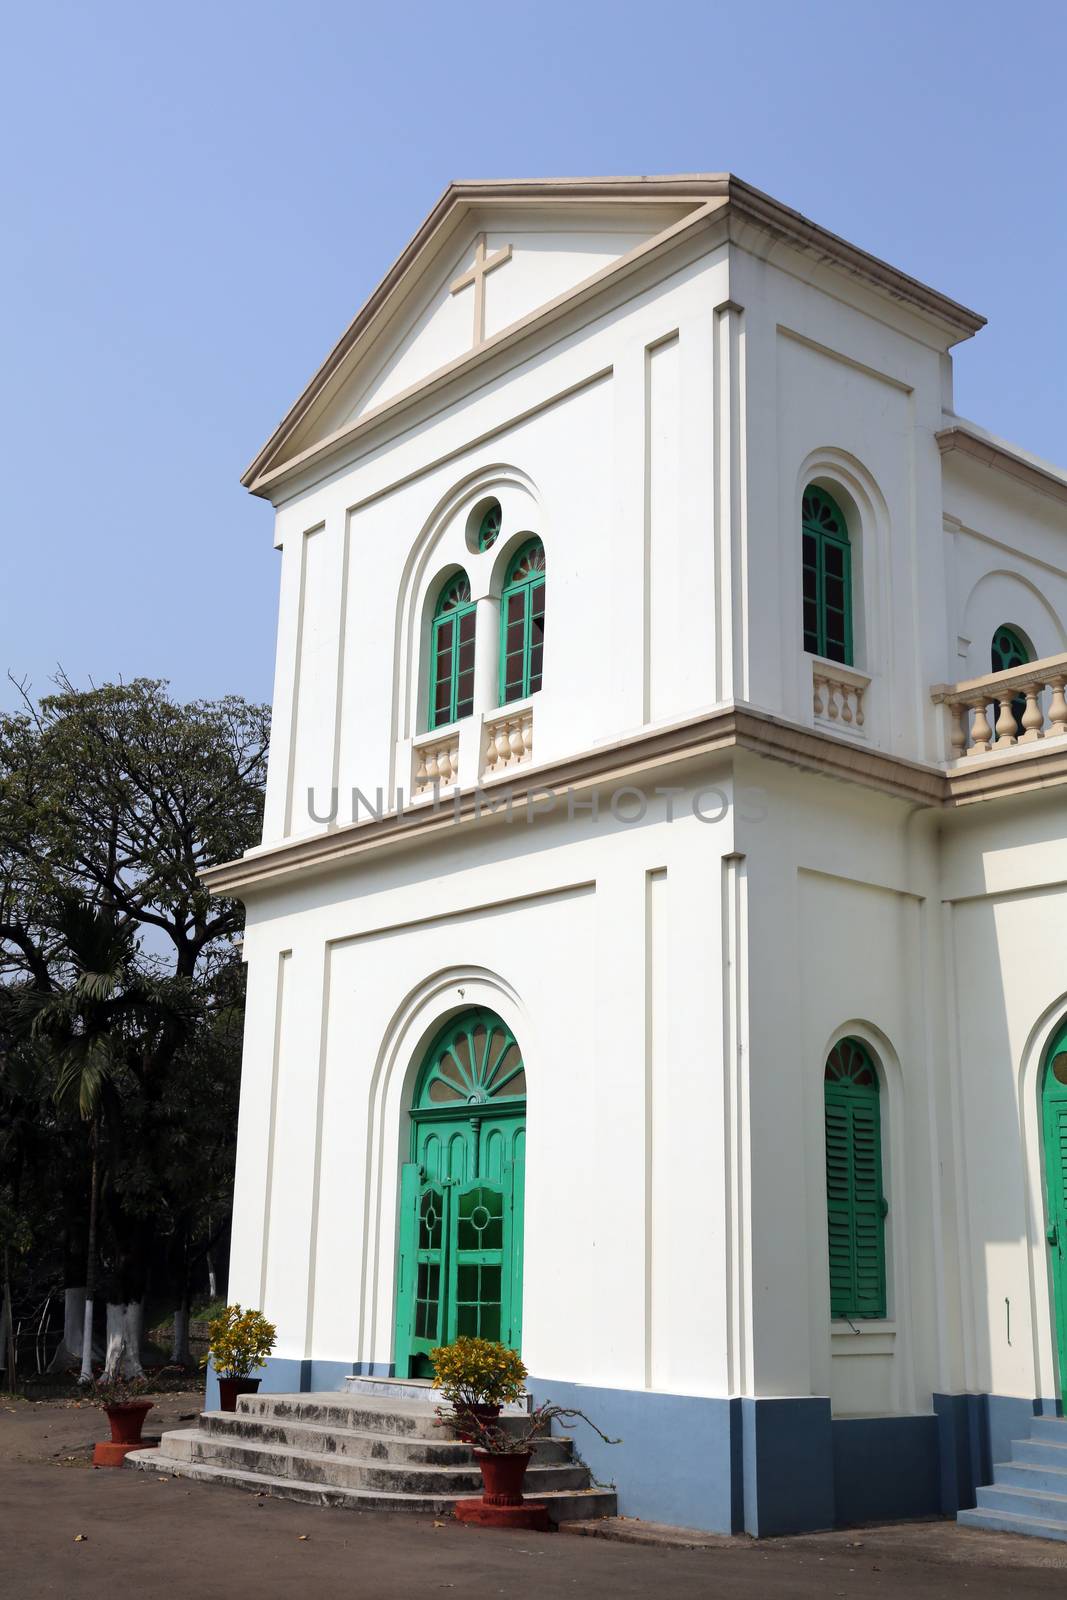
[450,233,512,348]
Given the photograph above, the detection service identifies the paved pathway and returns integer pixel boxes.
[5,1462,1067,1599]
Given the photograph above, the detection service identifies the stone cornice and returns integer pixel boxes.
[201,704,1067,899]
[202,706,955,899]
[937,421,1067,509]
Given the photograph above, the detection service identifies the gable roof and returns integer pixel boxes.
[243,174,986,498]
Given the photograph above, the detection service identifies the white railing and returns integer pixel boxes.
[812,660,870,735]
[931,651,1067,758]
[412,728,460,794]
[481,705,533,779]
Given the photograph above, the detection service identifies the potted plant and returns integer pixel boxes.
[90,1369,154,1467]
[462,1402,620,1520]
[431,1339,619,1529]
[205,1304,276,1411]
[430,1336,527,1439]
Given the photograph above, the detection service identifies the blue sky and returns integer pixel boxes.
[2,0,1064,713]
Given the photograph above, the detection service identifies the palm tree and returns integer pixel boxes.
[23,898,139,1381]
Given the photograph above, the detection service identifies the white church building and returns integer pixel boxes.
[204,175,1067,1536]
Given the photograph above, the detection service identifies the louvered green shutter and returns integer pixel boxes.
[824,1040,887,1319]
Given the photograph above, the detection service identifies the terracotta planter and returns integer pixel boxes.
[104,1400,153,1445]
[473,1448,532,1506]
[217,1376,261,1412]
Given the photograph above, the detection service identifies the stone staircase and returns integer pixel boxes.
[959,1415,1067,1541]
[125,1377,616,1523]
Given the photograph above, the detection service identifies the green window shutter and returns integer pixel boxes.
[802,487,853,667]
[428,573,476,730]
[824,1038,886,1319]
[498,539,546,705]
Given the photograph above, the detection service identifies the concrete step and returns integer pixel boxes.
[1025,1416,1067,1445]
[975,1481,1067,1523]
[124,1447,617,1522]
[1012,1437,1067,1469]
[344,1374,531,1413]
[200,1410,573,1465]
[958,1506,1067,1544]
[995,1460,1067,1495]
[234,1392,531,1441]
[157,1428,591,1495]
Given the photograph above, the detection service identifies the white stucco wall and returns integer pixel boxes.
[229,200,1067,1419]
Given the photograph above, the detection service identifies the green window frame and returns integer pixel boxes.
[477,502,502,551]
[824,1037,887,1320]
[802,486,853,665]
[428,572,476,730]
[499,538,545,705]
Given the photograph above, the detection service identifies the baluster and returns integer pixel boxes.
[969,697,993,755]
[813,675,827,718]
[840,683,854,725]
[994,695,1019,746]
[854,683,865,729]
[946,700,967,758]
[1020,687,1045,743]
[827,682,841,721]
[521,713,533,758]
[415,746,429,790]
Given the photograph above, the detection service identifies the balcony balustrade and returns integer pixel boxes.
[931,651,1067,758]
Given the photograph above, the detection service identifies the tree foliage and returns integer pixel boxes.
[0,677,268,1375]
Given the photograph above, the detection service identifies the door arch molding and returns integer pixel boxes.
[357,968,536,1371]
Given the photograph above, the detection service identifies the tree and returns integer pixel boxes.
[0,678,268,1378]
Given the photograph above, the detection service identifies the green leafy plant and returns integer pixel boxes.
[429,1337,527,1408]
[203,1304,276,1379]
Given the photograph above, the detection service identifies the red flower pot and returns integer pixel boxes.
[217,1376,261,1412]
[104,1400,153,1445]
[474,1449,532,1507]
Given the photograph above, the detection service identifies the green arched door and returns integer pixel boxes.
[393,1009,526,1378]
[1042,1020,1067,1405]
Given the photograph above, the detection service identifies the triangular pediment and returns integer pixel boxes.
[244,178,725,493]
[244,176,985,496]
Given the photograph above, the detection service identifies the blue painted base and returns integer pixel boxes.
[199,1360,1061,1536]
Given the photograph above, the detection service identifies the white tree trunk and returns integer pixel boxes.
[78,1296,95,1384]
[206,1253,217,1300]
[48,1287,87,1373]
[171,1304,192,1367]
[104,1302,145,1378]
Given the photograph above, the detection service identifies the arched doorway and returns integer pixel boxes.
[1042,1019,1067,1404]
[393,1008,526,1378]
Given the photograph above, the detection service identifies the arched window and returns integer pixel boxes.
[802,487,853,665]
[499,538,545,704]
[824,1038,887,1319]
[428,573,476,730]
[991,624,1032,739]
